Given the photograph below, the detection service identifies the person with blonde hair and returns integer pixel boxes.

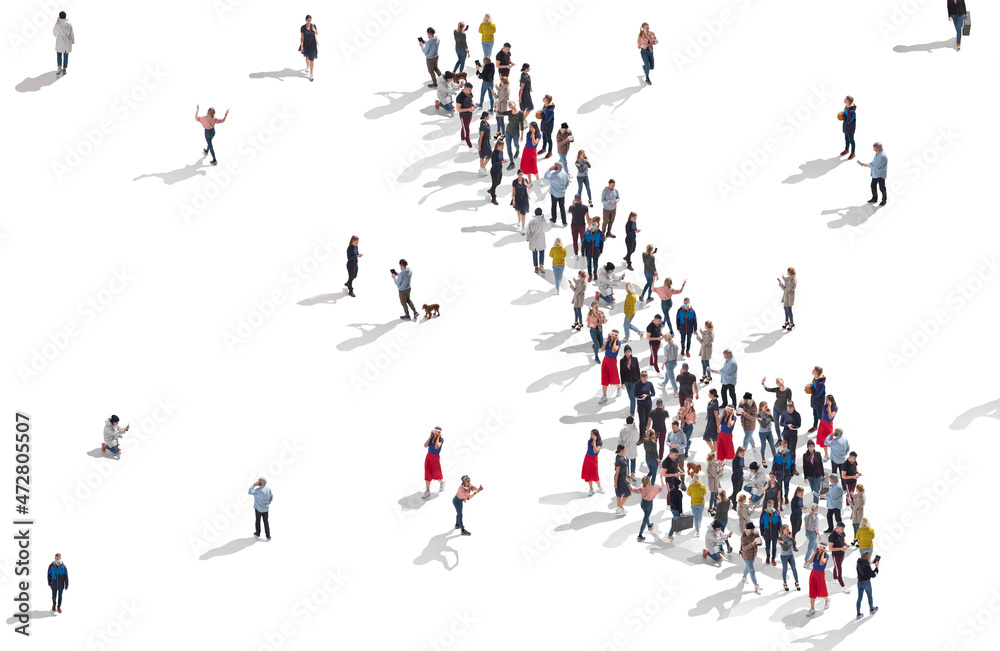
[622,283,640,342]
[478,14,496,58]
[696,321,715,384]
[804,503,821,567]
[779,267,796,330]
[850,483,866,536]
[686,473,707,535]
[637,22,658,85]
[195,105,229,166]
[549,237,567,294]
[855,517,875,557]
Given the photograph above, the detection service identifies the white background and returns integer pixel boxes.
[2,1,999,649]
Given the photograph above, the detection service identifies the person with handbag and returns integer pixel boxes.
[666,478,684,540]
[740,523,763,593]
[53,11,74,76]
[838,98,857,160]
[422,428,444,498]
[586,301,607,364]
[948,1,968,50]
[637,23,658,85]
[299,15,318,81]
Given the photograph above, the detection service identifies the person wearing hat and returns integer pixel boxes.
[435,71,459,112]
[743,461,766,504]
[453,475,483,535]
[544,162,570,225]
[703,520,732,565]
[740,523,763,593]
[556,122,574,172]
[596,262,626,306]
[527,207,547,273]
[613,444,631,515]
[102,414,129,458]
[47,553,69,613]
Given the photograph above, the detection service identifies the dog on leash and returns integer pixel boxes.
[423,304,440,318]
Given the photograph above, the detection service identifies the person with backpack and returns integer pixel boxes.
[47,554,69,613]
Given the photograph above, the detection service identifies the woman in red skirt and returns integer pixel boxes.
[519,122,541,182]
[717,405,736,461]
[582,429,605,496]
[816,395,838,456]
[598,330,622,404]
[806,544,832,616]
[422,427,444,498]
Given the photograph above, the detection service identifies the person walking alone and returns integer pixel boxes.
[53,12,74,76]
[422,427,445,497]
[392,259,417,320]
[299,15,318,81]
[250,478,273,540]
[861,142,888,205]
[195,105,229,166]
[47,554,69,613]
[419,28,441,87]
[345,236,361,297]
[778,267,797,330]
[838,96,856,159]
[454,476,483,535]
[637,23,658,84]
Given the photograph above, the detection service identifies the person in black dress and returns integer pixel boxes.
[511,169,530,234]
[477,111,492,176]
[487,138,506,205]
[518,63,533,120]
[703,388,720,454]
[299,15,318,81]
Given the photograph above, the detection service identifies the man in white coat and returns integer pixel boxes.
[102,415,129,458]
[54,12,75,76]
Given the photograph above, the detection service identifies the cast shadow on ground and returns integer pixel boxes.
[199,537,260,560]
[789,613,873,651]
[15,71,61,93]
[553,511,620,532]
[742,330,788,354]
[578,76,646,114]
[821,203,882,229]
[298,290,349,306]
[526,364,592,394]
[892,39,954,54]
[86,447,120,460]
[950,397,1000,430]
[782,158,846,184]
[337,320,408,352]
[531,330,577,352]
[460,221,519,236]
[133,157,208,185]
[538,491,591,506]
[413,530,461,571]
[438,199,489,213]
[399,492,439,511]
[511,289,552,306]
[364,87,428,120]
[559,397,630,425]
[419,170,483,205]
[6,610,57,625]
[248,68,307,82]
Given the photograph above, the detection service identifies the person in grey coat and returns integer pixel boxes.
[102,415,129,457]
[596,262,625,306]
[570,270,587,330]
[54,12,75,76]
[779,267,797,331]
[527,208,547,273]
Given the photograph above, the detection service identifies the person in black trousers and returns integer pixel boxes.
[634,371,655,435]
[345,235,361,297]
[779,401,802,456]
[623,212,639,271]
[487,138,506,204]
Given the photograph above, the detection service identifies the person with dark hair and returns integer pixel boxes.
[435,71,459,112]
[538,96,556,158]
[345,236,361,297]
[838,96,857,159]
[703,520,732,565]
[511,168,530,233]
[666,479,684,540]
[195,105,229,166]
[555,122,574,173]
[453,475,483,535]
[641,429,660,486]
[773,439,796,505]
[817,394,838,457]
[614,444,630,515]
[807,544,831,615]
[948,1,968,50]
[790,486,804,547]
[620,416,640,481]
[779,401,802,456]
[741,523,763,593]
[527,208,547,274]
[861,142,888,205]
[855,551,880,620]
[520,122,541,182]
[806,366,826,433]
[475,57,495,112]
[623,212,640,271]
[582,222,604,283]
[249,477,273,540]
[829,522,850,593]
[47,554,68,613]
[840,451,861,503]
[598,329,622,404]
[779,524,800,591]
[635,371,655,435]
[299,15,318,81]
[518,63,533,120]
[703,388,720,454]
[567,194,590,258]
[419,27,441,87]
[422,428,444,497]
[600,180,620,239]
[477,111,493,176]
[53,11,74,76]
[487,138,506,205]
[499,99,524,169]
[743,461,766,505]
[391,259,417,320]
[620,345,641,416]
[730,446,746,508]
[660,448,682,491]
[803,440,825,504]
[760,499,783,565]
[102,414,129,457]
[457,83,477,149]
[544,162,569,225]
[632,476,663,542]
[804,503,821,567]
[582,430,604,495]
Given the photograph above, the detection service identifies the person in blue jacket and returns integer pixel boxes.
[839,96,857,159]
[760,499,783,565]
[861,142,887,205]
[47,553,69,613]
[582,222,605,282]
[538,96,555,158]
[806,367,827,434]
[675,299,698,358]
[772,439,796,507]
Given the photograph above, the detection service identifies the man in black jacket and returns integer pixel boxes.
[802,440,825,504]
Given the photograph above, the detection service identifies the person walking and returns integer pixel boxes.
[457,83,477,149]
[666,478,684,541]
[639,245,658,302]
[623,212,640,271]
[779,401,802,456]
[614,444,631,515]
[741,523,763,594]
[555,122,574,172]
[47,554,68,613]
[599,330,623,404]
[779,524,801,591]
[539,97,556,159]
[544,162,569,225]
[575,150,593,206]
[454,476,483,535]
[738,393,758,452]
[856,552,880,620]
[829,522,851,593]
[582,430,605,495]
[53,12,74,76]
[345,236,362,297]
[586,302,607,364]
[642,429,660,486]
[600,180,620,239]
[790,486,805,545]
[478,14,496,58]
[675,298,697,358]
[804,503,821,567]
[632,476,663,542]
[511,169,530,233]
[477,111,493,176]
[760,499,782,565]
[850,484,866,536]
[779,267,797,330]
[567,194,590,258]
[773,439,796,506]
[652,403,672,458]
[652,278,685,329]
[713,349,738,409]
[453,22,470,73]
[861,142,888,205]
[807,545,832,615]
[419,28,441,87]
[620,345,641,416]
[838,96,857,159]
[392,259,417,320]
[806,366,827,433]
[823,474,844,532]
[635,371,655,435]
[803,440,825,504]
[299,15,318,81]
[948,1,968,50]
[677,394,698,457]
[249,478,273,540]
[662,333,679,392]
[637,23,658,84]
[687,474,707,536]
[195,105,229,166]
[571,271,587,330]
[549,237,567,294]
[475,57,495,112]
[422,428,445,497]
[817,394,838,453]
[527,208,547,274]
[520,122,541,181]
[622,284,640,342]
[102,414,129,458]
[499,100,525,169]
[696,323,715,384]
[487,138,507,204]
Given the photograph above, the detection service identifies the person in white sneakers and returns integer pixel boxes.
[807,543,832,615]
[740,523,763,593]
[582,429,605,496]
[422,427,445,498]
[102,415,129,458]
[53,12,74,76]
[613,444,630,515]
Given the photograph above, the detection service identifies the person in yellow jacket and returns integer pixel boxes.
[855,518,874,557]
[549,238,567,295]
[478,14,496,58]
[687,474,707,535]
[622,283,640,343]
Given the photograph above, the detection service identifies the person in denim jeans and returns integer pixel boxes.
[855,552,879,620]
[653,278,684,334]
[740,524,763,593]
[662,334,679,393]
[586,302,606,363]
[478,15,496,58]
[639,245,657,301]
[948,1,968,50]
[452,22,470,73]
[802,440,825,504]
[666,482,683,540]
[803,503,820,568]
[687,475,707,535]
[779,525,800,590]
[637,23,657,85]
[575,150,593,206]
[582,224,605,282]
[475,58,495,111]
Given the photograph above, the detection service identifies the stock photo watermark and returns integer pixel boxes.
[672,0,755,72]
[243,568,347,651]
[7,0,77,52]
[85,600,144,651]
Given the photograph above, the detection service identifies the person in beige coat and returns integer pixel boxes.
[850,484,866,537]
[570,270,587,331]
[696,321,715,384]
[738,393,758,451]
[555,124,574,175]
[53,12,75,76]
[779,267,797,331]
[706,453,723,512]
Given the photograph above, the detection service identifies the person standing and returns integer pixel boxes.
[544,162,569,225]
[716,406,736,462]
[804,503,821,567]
[803,440,825,504]
[487,138,506,205]
[773,439,796,506]
[474,58,495,112]
[639,245,658,302]
[526,208,547,274]
[738,393,758,451]
[571,271,587,330]
[760,499,782,565]
[741,523,763,594]
[761,376,792,432]
[779,268,797,330]
[345,235,361,297]
[457,83,476,149]
[47,554,68,613]
[518,63,534,120]
[840,452,862,503]
[623,212,640,271]
[861,142,888,205]
[620,417,640,482]
[855,552,880,620]
[817,394,838,453]
[53,12,74,76]
[666,478,684,540]
[687,474,707,536]
[392,259,417,320]
[622,284,640,342]
[737,493,754,533]
[555,122,574,172]
[453,22,470,73]
[586,301,607,364]
[582,430,604,495]
[779,401,802,456]
[419,28,442,87]
[779,525,801,591]
[645,314,665,374]
[598,330,623,404]
[520,122,541,182]
[838,96,857,159]
[730,447,746,509]
[662,334,679,393]
[567,194,590,258]
[620,346,641,415]
[600,180,620,239]
[948,1,968,50]
[676,378,699,448]
[823,474,844,533]
[675,298,697,358]
[549,237,567,294]
[477,111,493,176]
[652,278,685,330]
[454,476,483,535]
[614,444,631,515]
[195,105,229,166]
[790,486,805,545]
[696,323,715,384]
[250,478,273,540]
[650,401,670,458]
[856,517,875,557]
[575,150,593,206]
[642,430,660,486]
[756,401,776,467]
[422,428,445,497]
[495,77,511,134]
[637,23,658,85]
[666,421,687,475]
[299,15,318,81]
[495,42,513,80]
[714,349,738,408]
[829,522,851,593]
[850,484,866,536]
[703,388,720,454]
[706,453,723,509]
[102,415,129,457]
[478,14,496,58]
[807,545,832,615]
[660,448,683,492]
[806,366,827,433]
[635,371,655,435]
[511,169,530,233]
[632,477,663,542]
[539,97,556,159]
[828,427,851,478]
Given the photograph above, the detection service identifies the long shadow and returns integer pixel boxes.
[399,491,439,511]
[578,76,646,114]
[773,597,812,629]
[438,199,489,213]
[413,530,460,571]
[337,320,406,352]
[365,87,430,120]
[15,71,61,93]
[199,536,260,560]
[559,397,630,425]
[950,397,1000,430]
[298,291,349,306]
[688,580,747,620]
[821,203,882,229]
[553,511,620,532]
[539,491,591,506]
[248,68,306,82]
[742,330,788,354]
[526,364,591,394]
[398,148,463,185]
[493,231,527,248]
[782,158,846,184]
[893,39,954,54]
[460,221,519,236]
[531,330,577,352]
[791,613,873,650]
[421,116,462,142]
[6,610,57,625]
[419,170,483,205]
[133,156,208,185]
[511,289,551,306]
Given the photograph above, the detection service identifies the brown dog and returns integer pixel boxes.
[422,304,440,318]
[452,71,469,86]
[686,462,701,479]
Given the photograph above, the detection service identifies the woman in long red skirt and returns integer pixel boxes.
[716,405,736,462]
[582,429,605,496]
[598,330,622,404]
[816,395,838,457]
[519,122,541,182]
[422,428,444,498]
[807,544,832,616]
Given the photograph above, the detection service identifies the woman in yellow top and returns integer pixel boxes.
[687,474,707,535]
[478,14,496,59]
[622,283,640,343]
[855,518,874,557]
[549,237,567,295]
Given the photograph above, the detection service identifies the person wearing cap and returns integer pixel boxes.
[435,71,459,112]
[454,475,483,535]
[598,328,622,404]
[527,207,547,274]
[613,444,631,515]
[743,461,766,504]
[829,522,851,593]
[544,162,569,225]
[595,262,625,306]
[740,523,763,593]
[619,416,640,482]
[600,180,620,239]
[631,476,663,541]
[555,122,574,172]
[703,520,732,565]
[250,478,273,540]
[419,27,442,87]
[822,473,844,533]
[47,553,69,613]
[422,428,445,498]
[712,349,738,409]
[102,414,129,457]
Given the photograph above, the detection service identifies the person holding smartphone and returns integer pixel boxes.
[475,57,495,111]
[391,259,417,320]
[53,11,74,76]
[598,330,622,404]
[806,544,831,615]
[778,267,796,330]
[345,235,361,297]
[102,414,129,457]
[855,552,880,620]
[860,142,888,205]
[634,371,655,435]
[422,428,444,498]
[453,22,470,73]
[299,15,318,81]
[453,476,483,535]
[249,478,273,540]
[418,28,442,87]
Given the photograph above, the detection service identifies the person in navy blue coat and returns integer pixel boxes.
[772,440,797,507]
[47,554,69,613]
[675,299,698,358]
[760,500,783,565]
[839,96,857,159]
[582,223,605,282]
